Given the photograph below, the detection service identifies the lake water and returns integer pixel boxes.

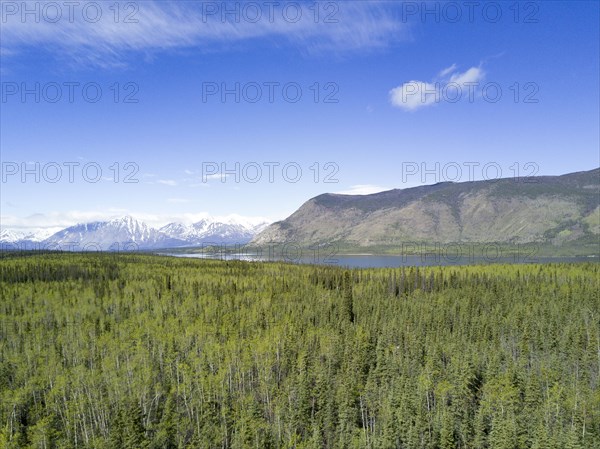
[160,252,598,268]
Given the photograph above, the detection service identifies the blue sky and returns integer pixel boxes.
[1,0,599,232]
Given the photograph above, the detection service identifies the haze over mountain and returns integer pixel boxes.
[1,216,270,251]
[251,168,600,253]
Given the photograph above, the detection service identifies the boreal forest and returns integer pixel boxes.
[0,253,598,448]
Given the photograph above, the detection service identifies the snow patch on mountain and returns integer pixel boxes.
[0,228,57,243]
[1,215,272,251]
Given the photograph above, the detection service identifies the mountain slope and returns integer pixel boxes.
[43,216,176,250]
[2,216,271,251]
[159,218,269,245]
[251,168,600,252]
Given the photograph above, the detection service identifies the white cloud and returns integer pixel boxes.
[1,210,129,232]
[449,67,484,85]
[438,63,457,78]
[1,1,408,67]
[335,184,390,195]
[157,179,177,186]
[390,81,438,111]
[389,64,485,111]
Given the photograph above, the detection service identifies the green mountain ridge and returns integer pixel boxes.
[251,168,600,255]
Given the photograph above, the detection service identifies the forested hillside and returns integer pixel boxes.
[0,253,598,448]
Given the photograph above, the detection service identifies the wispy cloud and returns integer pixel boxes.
[438,63,457,78]
[157,179,177,186]
[1,209,131,231]
[449,67,483,85]
[390,64,485,111]
[1,1,408,68]
[335,184,390,195]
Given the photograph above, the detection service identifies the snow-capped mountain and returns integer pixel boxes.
[42,216,172,251]
[0,228,55,243]
[0,229,25,243]
[1,228,58,249]
[1,216,272,251]
[159,217,270,245]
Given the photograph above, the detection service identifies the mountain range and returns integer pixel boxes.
[251,168,600,255]
[3,168,599,255]
[1,216,270,251]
